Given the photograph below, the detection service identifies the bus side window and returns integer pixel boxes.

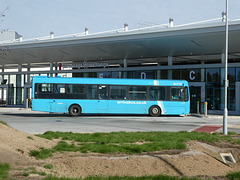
[55,84,66,94]
[129,86,147,100]
[38,83,53,93]
[68,84,86,94]
[149,86,165,100]
[171,88,179,100]
[88,85,97,99]
[66,84,87,99]
[171,87,185,101]
[98,85,108,100]
[110,85,127,100]
[36,83,54,99]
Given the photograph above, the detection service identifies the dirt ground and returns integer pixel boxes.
[0,123,240,180]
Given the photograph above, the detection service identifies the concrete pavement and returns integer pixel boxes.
[0,108,239,134]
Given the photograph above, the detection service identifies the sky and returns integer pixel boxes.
[1,0,240,39]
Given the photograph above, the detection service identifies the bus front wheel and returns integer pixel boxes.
[149,105,161,117]
[69,104,81,116]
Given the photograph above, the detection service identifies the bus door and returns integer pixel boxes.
[49,100,55,112]
[49,100,65,113]
[97,85,109,112]
[34,83,55,112]
[52,84,67,113]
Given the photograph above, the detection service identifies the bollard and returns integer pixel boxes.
[26,99,29,109]
[197,101,200,114]
[204,101,208,117]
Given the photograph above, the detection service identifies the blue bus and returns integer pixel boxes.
[31,76,190,116]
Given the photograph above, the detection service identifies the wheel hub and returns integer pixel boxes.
[152,108,159,114]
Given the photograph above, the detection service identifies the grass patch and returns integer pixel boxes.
[22,167,46,177]
[27,136,34,140]
[31,131,239,159]
[44,164,53,169]
[30,147,53,159]
[226,171,240,180]
[0,121,8,126]
[43,175,201,180]
[0,163,10,179]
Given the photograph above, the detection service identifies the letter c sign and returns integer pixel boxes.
[189,71,196,80]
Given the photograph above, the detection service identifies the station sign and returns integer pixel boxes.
[61,62,109,69]
[182,69,202,82]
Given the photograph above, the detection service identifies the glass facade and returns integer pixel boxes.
[0,65,239,113]
[204,68,236,111]
[206,68,221,110]
[8,75,24,105]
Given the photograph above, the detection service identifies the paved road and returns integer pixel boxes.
[0,108,239,134]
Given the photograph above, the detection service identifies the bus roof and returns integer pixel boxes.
[32,76,188,86]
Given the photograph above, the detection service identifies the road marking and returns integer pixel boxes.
[192,125,223,133]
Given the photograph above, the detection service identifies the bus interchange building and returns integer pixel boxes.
[1,16,240,115]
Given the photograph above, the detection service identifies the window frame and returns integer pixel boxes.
[34,82,188,102]
[170,86,188,102]
[128,85,147,100]
[67,84,87,94]
[98,84,109,100]
[149,86,166,101]
[109,85,128,100]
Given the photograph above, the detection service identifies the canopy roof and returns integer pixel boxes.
[1,20,240,67]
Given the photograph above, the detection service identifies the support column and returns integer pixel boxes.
[1,67,3,104]
[118,64,122,78]
[123,59,127,68]
[7,75,10,86]
[27,64,31,84]
[18,64,22,73]
[168,56,173,79]
[221,53,225,64]
[200,60,205,82]
[157,63,161,79]
[1,66,4,84]
[55,64,58,76]
[50,62,54,77]
[123,59,127,78]
[168,56,173,66]
[16,64,22,105]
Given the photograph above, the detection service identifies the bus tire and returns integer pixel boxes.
[149,105,161,117]
[69,104,81,116]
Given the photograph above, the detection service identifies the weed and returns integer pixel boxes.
[0,121,8,126]
[23,167,47,177]
[44,164,54,169]
[23,172,29,177]
[27,136,34,140]
[0,163,10,179]
[40,172,47,176]
[30,147,53,159]
[226,171,240,180]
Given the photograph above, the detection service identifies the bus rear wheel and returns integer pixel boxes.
[149,105,161,117]
[69,104,81,116]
